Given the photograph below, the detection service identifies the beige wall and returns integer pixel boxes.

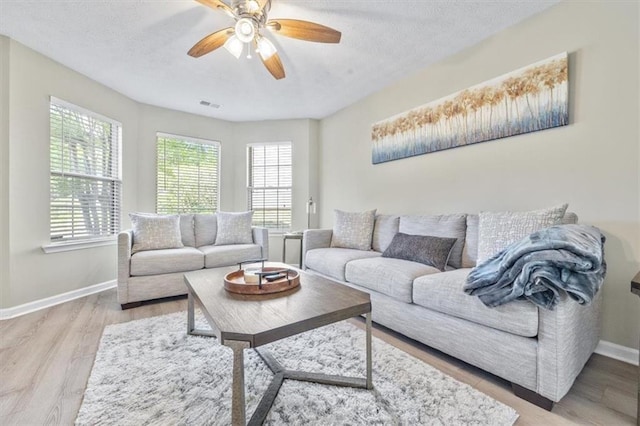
[0,37,10,307]
[0,39,319,308]
[2,39,140,308]
[318,1,640,349]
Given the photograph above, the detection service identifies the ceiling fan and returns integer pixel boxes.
[187,0,341,80]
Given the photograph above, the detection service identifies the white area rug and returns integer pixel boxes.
[77,311,518,425]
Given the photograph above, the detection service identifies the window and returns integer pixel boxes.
[247,142,292,230]
[156,133,220,214]
[49,97,122,244]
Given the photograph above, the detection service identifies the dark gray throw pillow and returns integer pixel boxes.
[382,233,457,271]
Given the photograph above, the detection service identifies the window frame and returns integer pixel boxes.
[246,141,293,233]
[43,97,122,252]
[156,132,222,215]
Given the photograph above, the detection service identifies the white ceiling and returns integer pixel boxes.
[0,0,559,122]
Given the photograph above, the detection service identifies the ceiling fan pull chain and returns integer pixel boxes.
[246,43,252,59]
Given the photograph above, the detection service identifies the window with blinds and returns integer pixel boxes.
[49,97,122,243]
[156,133,220,214]
[247,142,292,231]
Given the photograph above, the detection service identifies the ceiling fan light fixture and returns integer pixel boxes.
[223,35,243,59]
[246,0,260,13]
[256,36,277,60]
[235,18,255,43]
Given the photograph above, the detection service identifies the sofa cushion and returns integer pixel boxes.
[130,247,204,276]
[399,214,467,269]
[130,213,184,253]
[331,209,377,251]
[346,257,441,303]
[179,214,196,247]
[462,214,479,268]
[194,214,217,247]
[215,211,254,245]
[372,215,400,252]
[305,248,381,281]
[200,244,262,268]
[382,233,456,271]
[412,268,539,337]
[477,204,568,264]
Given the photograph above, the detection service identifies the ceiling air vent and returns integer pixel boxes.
[199,100,220,109]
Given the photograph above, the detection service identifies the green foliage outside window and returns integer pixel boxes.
[156,135,220,214]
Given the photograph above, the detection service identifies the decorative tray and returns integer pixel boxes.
[224,261,300,295]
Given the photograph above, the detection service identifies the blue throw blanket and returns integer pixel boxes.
[464,224,606,310]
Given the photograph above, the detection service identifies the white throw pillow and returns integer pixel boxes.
[331,209,377,251]
[476,204,568,264]
[214,211,254,245]
[130,213,184,253]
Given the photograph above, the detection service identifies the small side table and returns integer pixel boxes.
[631,271,640,425]
[282,232,303,268]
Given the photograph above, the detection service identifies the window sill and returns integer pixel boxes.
[42,237,117,254]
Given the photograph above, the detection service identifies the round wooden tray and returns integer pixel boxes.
[224,267,300,295]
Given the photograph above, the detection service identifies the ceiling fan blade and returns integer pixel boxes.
[188,27,234,57]
[260,52,285,80]
[194,0,235,17]
[267,19,341,43]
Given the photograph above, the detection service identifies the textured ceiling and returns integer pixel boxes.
[0,0,559,121]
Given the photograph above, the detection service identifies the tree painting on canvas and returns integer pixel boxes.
[371,52,569,164]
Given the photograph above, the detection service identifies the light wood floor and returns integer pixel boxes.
[0,289,637,425]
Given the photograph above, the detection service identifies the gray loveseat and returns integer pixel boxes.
[302,212,601,409]
[118,213,268,309]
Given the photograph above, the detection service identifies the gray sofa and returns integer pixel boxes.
[118,213,269,309]
[302,212,601,409]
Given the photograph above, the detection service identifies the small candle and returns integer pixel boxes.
[244,268,261,284]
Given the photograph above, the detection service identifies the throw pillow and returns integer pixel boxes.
[214,211,254,245]
[129,213,184,253]
[371,215,400,253]
[330,209,377,251]
[382,233,457,271]
[194,214,217,247]
[398,213,467,269]
[476,204,569,264]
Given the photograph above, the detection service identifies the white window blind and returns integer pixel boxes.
[49,97,122,243]
[156,133,221,214]
[247,142,292,230]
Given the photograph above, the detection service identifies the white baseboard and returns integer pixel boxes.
[0,280,116,320]
[595,340,639,366]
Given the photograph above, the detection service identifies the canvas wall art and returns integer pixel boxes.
[371,52,569,164]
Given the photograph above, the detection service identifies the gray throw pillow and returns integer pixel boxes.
[382,233,457,271]
[214,211,254,245]
[476,204,568,264]
[398,213,467,269]
[129,213,184,253]
[330,209,377,251]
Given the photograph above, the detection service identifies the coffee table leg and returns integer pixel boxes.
[227,340,251,426]
[187,292,195,335]
[186,292,218,338]
[366,312,372,390]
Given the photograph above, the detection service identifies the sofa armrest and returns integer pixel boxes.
[536,290,602,401]
[252,227,269,260]
[302,229,333,269]
[117,230,133,304]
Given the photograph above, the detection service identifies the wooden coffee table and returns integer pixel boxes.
[184,264,373,426]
